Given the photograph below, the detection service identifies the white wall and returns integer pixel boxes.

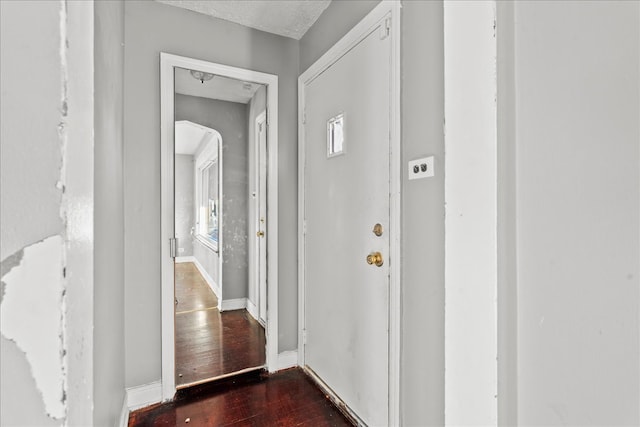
[444,2,498,425]
[1,1,96,425]
[512,1,639,425]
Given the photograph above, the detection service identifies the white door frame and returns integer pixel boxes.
[160,53,279,401]
[297,1,401,424]
[254,111,268,325]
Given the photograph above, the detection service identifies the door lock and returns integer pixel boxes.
[366,252,384,267]
[257,231,265,237]
[373,223,383,236]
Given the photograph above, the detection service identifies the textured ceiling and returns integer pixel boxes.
[155,0,331,40]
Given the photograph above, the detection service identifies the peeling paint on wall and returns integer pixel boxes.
[0,235,65,420]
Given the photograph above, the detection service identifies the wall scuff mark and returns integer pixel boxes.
[0,235,65,420]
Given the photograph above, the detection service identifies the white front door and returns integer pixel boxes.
[302,16,392,426]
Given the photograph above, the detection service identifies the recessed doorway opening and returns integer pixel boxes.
[160,53,279,400]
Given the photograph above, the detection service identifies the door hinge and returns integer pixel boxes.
[302,219,307,235]
[302,329,307,345]
[302,109,307,125]
[381,17,391,40]
[169,237,177,258]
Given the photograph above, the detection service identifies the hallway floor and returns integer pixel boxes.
[128,369,354,426]
[175,262,265,387]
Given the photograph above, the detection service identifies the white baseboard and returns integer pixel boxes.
[126,381,162,411]
[118,392,129,427]
[277,351,299,371]
[246,299,259,322]
[175,255,195,263]
[220,297,247,312]
[191,256,221,300]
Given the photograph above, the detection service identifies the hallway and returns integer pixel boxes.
[175,262,265,387]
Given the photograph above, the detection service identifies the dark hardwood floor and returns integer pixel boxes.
[175,262,266,387]
[128,369,354,427]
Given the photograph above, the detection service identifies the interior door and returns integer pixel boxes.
[256,112,268,324]
[303,17,391,426]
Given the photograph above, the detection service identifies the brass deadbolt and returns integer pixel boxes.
[366,252,384,267]
[257,231,265,237]
[373,223,383,236]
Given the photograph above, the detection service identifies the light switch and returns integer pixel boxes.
[408,156,434,180]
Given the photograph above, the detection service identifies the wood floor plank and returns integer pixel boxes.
[128,369,354,427]
[174,262,266,387]
[175,262,218,313]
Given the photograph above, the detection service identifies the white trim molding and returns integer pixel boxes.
[246,298,260,323]
[175,256,195,263]
[118,392,129,427]
[160,53,280,400]
[444,1,498,426]
[126,381,162,411]
[297,1,402,425]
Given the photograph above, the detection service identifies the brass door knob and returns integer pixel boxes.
[366,252,384,267]
[257,231,265,237]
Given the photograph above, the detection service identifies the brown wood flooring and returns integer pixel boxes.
[128,369,354,427]
[175,262,266,387]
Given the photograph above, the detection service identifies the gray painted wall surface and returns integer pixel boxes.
[94,1,126,426]
[400,2,445,426]
[176,94,248,300]
[175,154,195,257]
[124,0,299,387]
[514,2,639,425]
[300,1,446,425]
[497,1,518,425]
[0,2,64,425]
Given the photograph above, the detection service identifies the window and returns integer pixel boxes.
[194,131,220,252]
[198,159,219,246]
[327,113,345,157]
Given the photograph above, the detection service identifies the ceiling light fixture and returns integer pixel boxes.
[190,70,214,84]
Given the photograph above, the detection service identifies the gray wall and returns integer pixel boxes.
[94,1,126,426]
[399,2,445,426]
[0,2,64,424]
[175,154,195,257]
[512,1,639,425]
[300,1,446,425]
[497,1,518,425]
[176,94,248,301]
[124,0,299,387]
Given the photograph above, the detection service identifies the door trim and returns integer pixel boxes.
[297,1,402,424]
[160,53,279,401]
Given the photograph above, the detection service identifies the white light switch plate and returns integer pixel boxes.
[408,156,434,180]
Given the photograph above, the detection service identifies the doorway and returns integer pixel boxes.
[298,2,401,425]
[160,54,279,400]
